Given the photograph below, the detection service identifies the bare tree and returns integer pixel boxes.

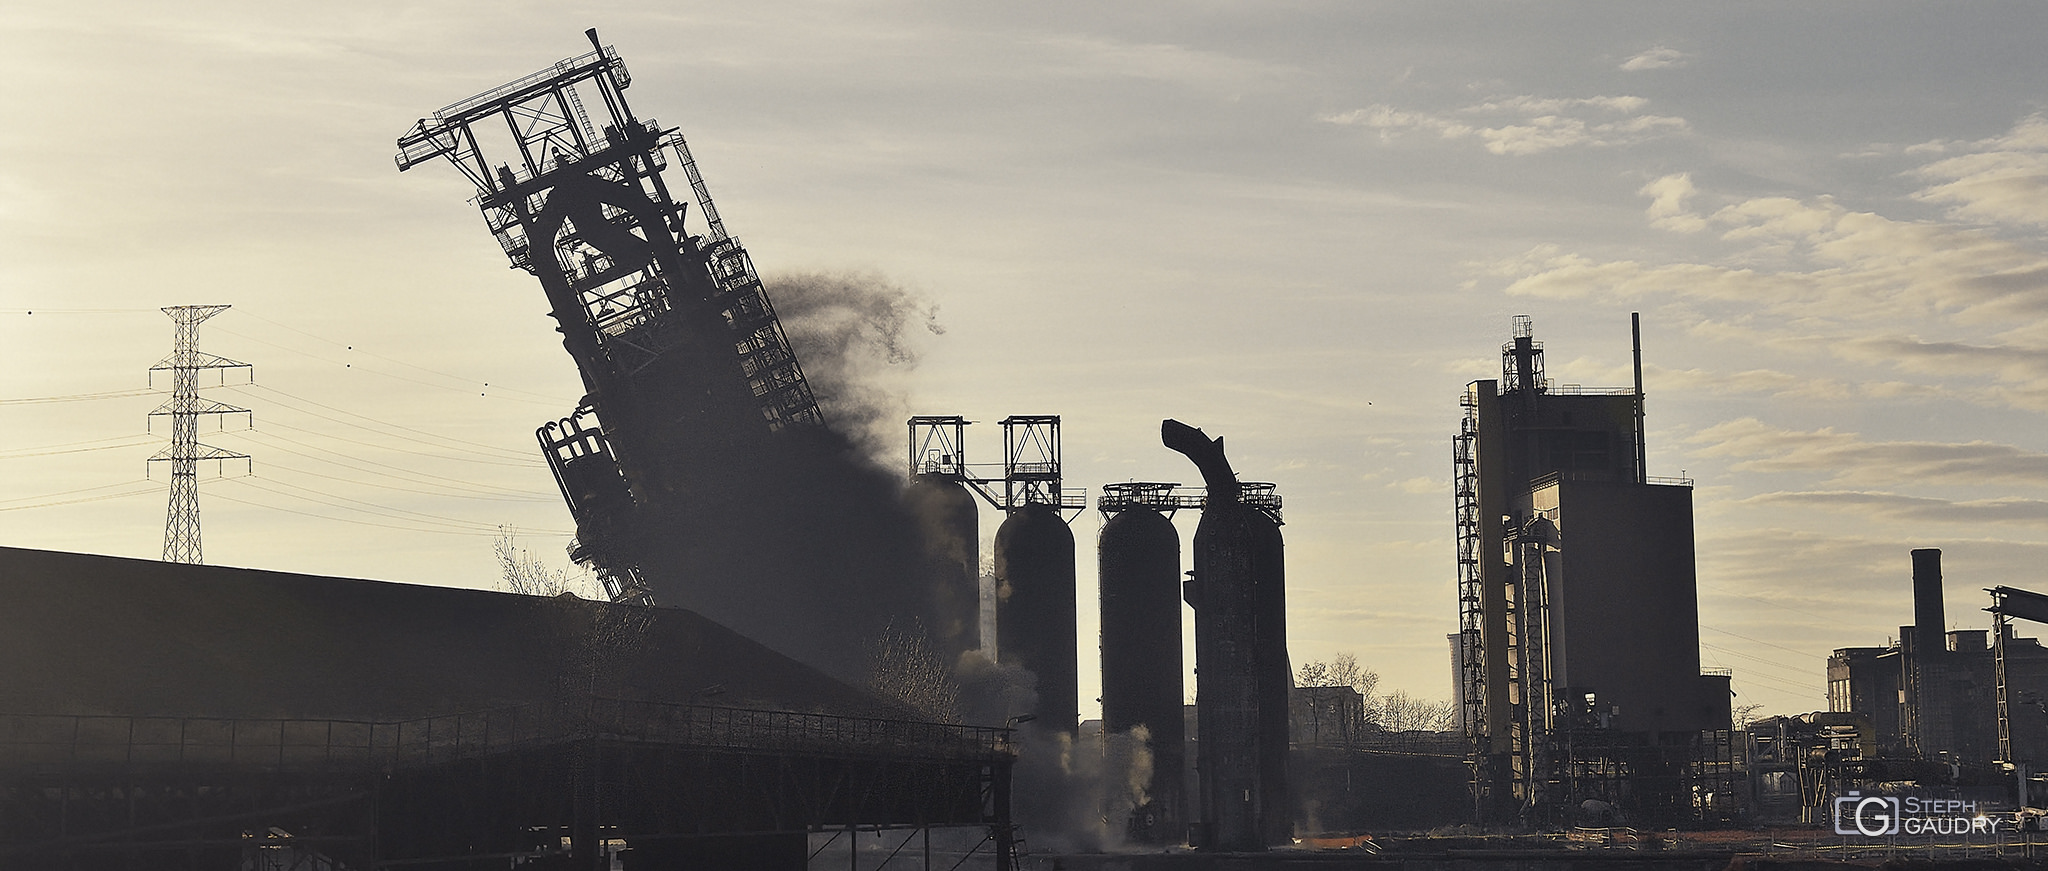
[495,527,649,698]
[1297,653,1379,699]
[494,527,597,598]
[1373,689,1457,732]
[1297,651,1455,732]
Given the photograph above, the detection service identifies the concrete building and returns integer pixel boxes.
[1453,315,1732,826]
[1827,549,2048,769]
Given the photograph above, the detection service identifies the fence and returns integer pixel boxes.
[0,697,1012,776]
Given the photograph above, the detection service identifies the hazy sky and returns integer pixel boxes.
[7,2,2048,719]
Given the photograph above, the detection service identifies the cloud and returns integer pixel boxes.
[1466,95,1649,114]
[1390,476,1439,495]
[1687,418,2048,489]
[1492,189,2048,325]
[1913,115,2048,228]
[1742,490,2048,526]
[1620,46,1690,71]
[1323,94,1688,155]
[1031,34,1294,94]
[1640,172,1706,232]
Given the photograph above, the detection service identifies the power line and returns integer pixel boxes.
[220,383,536,462]
[256,458,552,503]
[0,481,158,511]
[1697,638,1822,682]
[1700,641,1825,699]
[0,388,158,405]
[210,482,570,538]
[211,323,566,408]
[245,418,541,469]
[232,476,549,534]
[0,435,158,461]
[235,313,564,400]
[0,308,155,314]
[237,429,550,499]
[1700,623,1827,663]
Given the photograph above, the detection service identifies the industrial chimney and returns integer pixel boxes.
[1912,548,1944,657]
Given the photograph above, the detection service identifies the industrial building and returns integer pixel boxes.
[1096,482,1192,843]
[2,33,1020,870]
[1738,549,2048,824]
[0,546,1013,869]
[905,414,1087,733]
[1164,420,1293,849]
[0,27,1341,865]
[1454,315,1733,826]
[1825,549,2048,779]
[395,30,968,692]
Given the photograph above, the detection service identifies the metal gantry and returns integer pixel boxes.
[905,415,1088,515]
[397,30,822,601]
[148,305,250,565]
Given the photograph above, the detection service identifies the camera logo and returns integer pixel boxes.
[1835,792,1901,836]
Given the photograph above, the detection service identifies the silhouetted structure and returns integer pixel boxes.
[0,546,1014,870]
[1827,549,2048,769]
[1097,482,1193,842]
[906,415,1086,731]
[148,305,249,565]
[398,32,959,686]
[907,416,984,663]
[1164,419,1290,849]
[397,30,819,596]
[1453,315,1731,826]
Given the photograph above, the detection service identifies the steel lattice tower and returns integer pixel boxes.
[149,305,250,565]
[396,30,823,603]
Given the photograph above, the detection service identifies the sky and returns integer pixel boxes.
[6,1,2048,720]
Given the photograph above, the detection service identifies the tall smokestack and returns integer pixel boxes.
[1631,312,1647,484]
[1912,548,1944,655]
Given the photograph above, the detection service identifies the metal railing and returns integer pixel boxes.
[0,697,1012,777]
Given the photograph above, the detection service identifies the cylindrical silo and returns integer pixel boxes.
[1099,498,1186,843]
[995,501,1078,733]
[905,473,981,664]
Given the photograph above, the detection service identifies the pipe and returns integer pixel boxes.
[1632,312,1647,484]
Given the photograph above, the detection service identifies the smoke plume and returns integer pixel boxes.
[600,267,977,714]
[763,270,942,463]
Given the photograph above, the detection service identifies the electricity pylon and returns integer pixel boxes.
[149,304,250,565]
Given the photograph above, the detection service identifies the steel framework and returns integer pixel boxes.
[1453,391,1483,751]
[905,415,1088,514]
[147,305,250,565]
[397,31,821,602]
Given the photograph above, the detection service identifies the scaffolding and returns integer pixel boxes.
[1453,388,1487,814]
[905,415,1089,516]
[397,30,825,602]
[394,34,818,432]
[1095,481,1281,521]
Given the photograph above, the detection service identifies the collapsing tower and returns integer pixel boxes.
[395,33,818,602]
[1452,315,1731,825]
